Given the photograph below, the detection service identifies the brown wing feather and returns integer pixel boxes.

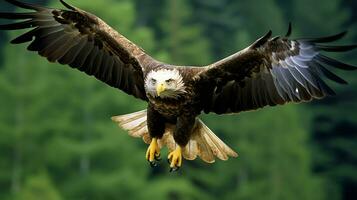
[0,0,156,101]
[199,25,357,114]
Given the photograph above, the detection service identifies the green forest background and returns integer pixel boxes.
[0,0,356,199]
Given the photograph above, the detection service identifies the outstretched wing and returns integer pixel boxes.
[199,24,357,114]
[0,0,152,100]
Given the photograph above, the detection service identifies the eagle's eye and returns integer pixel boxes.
[165,78,174,85]
[150,78,156,85]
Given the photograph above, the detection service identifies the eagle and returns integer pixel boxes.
[1,0,356,171]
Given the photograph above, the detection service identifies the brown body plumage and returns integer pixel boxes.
[1,0,356,171]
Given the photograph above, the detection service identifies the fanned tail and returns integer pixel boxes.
[111,110,238,163]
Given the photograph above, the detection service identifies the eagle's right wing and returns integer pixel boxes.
[0,0,154,100]
[198,24,357,114]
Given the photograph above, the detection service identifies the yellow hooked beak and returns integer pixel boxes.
[156,83,166,96]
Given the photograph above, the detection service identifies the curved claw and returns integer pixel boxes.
[149,161,158,168]
[169,166,180,173]
[155,153,161,161]
[148,153,161,168]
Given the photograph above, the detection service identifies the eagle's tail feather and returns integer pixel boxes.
[111,110,238,163]
[111,109,148,138]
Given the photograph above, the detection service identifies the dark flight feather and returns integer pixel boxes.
[0,12,41,19]
[0,20,34,30]
[11,27,39,44]
[311,61,348,84]
[316,44,357,52]
[316,55,357,70]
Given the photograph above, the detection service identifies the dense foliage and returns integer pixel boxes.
[0,0,356,199]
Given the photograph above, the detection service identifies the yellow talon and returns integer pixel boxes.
[168,146,182,169]
[146,138,160,162]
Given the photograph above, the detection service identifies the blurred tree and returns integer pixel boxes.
[16,173,62,200]
[190,0,241,60]
[133,0,165,33]
[158,0,212,65]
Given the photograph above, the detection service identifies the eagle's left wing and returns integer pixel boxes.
[199,25,357,114]
[0,0,154,101]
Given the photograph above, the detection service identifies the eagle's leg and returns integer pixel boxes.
[146,105,166,167]
[168,115,195,172]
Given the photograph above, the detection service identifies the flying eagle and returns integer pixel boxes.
[1,0,357,171]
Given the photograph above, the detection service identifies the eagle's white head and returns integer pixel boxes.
[145,69,186,99]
